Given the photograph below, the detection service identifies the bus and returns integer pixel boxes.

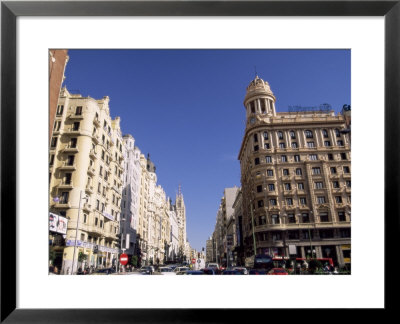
[245,254,274,271]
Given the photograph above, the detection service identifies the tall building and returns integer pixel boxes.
[49,88,125,274]
[175,185,188,261]
[206,236,214,263]
[238,75,351,269]
[49,49,69,142]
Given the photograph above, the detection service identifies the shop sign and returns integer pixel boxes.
[49,213,68,234]
[341,244,351,250]
[103,211,114,221]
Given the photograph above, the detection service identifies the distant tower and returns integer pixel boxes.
[175,184,187,253]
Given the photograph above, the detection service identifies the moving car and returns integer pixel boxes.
[140,266,154,275]
[182,270,204,275]
[221,270,243,275]
[93,268,114,275]
[232,267,248,275]
[248,269,269,275]
[200,268,217,275]
[174,266,189,273]
[159,267,175,275]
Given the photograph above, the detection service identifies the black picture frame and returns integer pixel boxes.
[1,0,398,322]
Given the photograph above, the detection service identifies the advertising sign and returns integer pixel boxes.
[103,211,114,221]
[49,213,68,234]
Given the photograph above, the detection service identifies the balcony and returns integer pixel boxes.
[89,149,97,159]
[298,204,310,211]
[52,201,71,209]
[58,162,76,171]
[93,118,101,127]
[87,167,96,176]
[68,113,84,120]
[62,145,79,154]
[85,185,94,194]
[92,134,100,144]
[64,127,82,136]
[57,181,73,190]
[83,203,92,213]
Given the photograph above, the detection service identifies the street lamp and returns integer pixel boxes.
[71,190,89,275]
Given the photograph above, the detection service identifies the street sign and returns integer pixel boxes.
[120,253,128,266]
[191,258,196,264]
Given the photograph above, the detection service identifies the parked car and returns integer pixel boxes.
[200,268,217,275]
[221,270,243,275]
[140,266,154,275]
[232,267,248,275]
[206,263,220,269]
[182,270,204,275]
[268,268,288,275]
[93,268,114,275]
[159,267,175,275]
[248,269,269,275]
[174,266,189,273]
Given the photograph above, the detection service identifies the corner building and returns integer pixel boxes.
[238,76,351,269]
[49,88,125,274]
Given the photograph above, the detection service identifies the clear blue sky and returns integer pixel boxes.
[64,49,350,252]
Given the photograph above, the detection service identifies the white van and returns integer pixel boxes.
[206,263,219,269]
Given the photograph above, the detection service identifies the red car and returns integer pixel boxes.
[268,268,288,275]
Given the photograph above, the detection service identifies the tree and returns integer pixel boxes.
[308,259,323,274]
[131,255,138,267]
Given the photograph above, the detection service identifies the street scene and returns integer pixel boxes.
[49,50,351,276]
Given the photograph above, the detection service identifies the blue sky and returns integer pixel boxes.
[64,49,350,251]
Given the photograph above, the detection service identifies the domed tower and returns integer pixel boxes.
[244,75,276,125]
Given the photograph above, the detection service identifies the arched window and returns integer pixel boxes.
[250,101,255,113]
[254,133,258,143]
[305,130,313,138]
[263,132,268,140]
[277,131,284,140]
[289,130,296,139]
[260,100,266,113]
[322,129,329,138]
[335,128,341,137]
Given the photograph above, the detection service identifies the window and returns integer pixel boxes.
[72,122,80,131]
[335,196,343,203]
[301,213,309,223]
[254,133,258,143]
[341,153,347,160]
[266,156,272,163]
[102,134,105,144]
[281,155,287,162]
[294,155,300,162]
[95,218,98,226]
[98,183,101,193]
[288,214,296,223]
[271,214,280,224]
[272,232,282,240]
[260,100,266,113]
[343,166,350,173]
[330,167,337,174]
[291,142,298,148]
[70,138,77,148]
[257,200,264,208]
[50,137,58,148]
[277,131,284,140]
[53,121,61,131]
[320,212,329,222]
[288,231,299,239]
[56,105,64,116]
[346,180,351,188]
[312,167,321,175]
[49,154,55,166]
[259,215,266,225]
[303,230,313,239]
[320,229,334,239]
[263,132,268,140]
[324,141,331,147]
[332,181,340,188]
[267,169,274,176]
[254,145,259,152]
[328,153,334,161]
[75,106,83,115]
[296,168,302,175]
[286,198,293,206]
[64,173,72,184]
[256,185,262,193]
[99,166,103,176]
[269,199,277,206]
[298,183,304,190]
[250,101,255,113]
[83,214,87,223]
[60,192,69,204]
[102,187,106,196]
[268,184,275,191]
[289,131,296,139]
[322,129,329,138]
[100,220,103,228]
[283,169,289,176]
[315,182,323,189]
[299,197,307,205]
[317,196,326,204]
[335,128,341,137]
[307,141,315,148]
[284,183,291,190]
[279,143,286,149]
[66,155,74,166]
[254,158,260,165]
[264,143,270,149]
[305,130,313,138]
[96,200,100,210]
[309,154,318,160]
[340,228,351,238]
[338,212,346,222]
[337,140,344,146]
[101,150,105,161]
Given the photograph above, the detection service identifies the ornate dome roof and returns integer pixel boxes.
[244,75,275,102]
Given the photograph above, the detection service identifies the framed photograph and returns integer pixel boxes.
[1,0,398,322]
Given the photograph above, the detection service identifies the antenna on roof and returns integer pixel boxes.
[254,66,258,78]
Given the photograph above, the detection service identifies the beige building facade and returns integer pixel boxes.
[49,88,125,274]
[238,76,351,269]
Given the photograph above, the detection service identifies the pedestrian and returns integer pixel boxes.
[54,266,58,274]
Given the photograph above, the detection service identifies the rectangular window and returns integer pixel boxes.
[254,145,259,152]
[340,228,351,238]
[49,154,55,166]
[60,192,69,204]
[267,169,274,177]
[288,231,299,240]
[343,166,350,173]
[269,199,277,206]
[96,200,100,210]
[72,122,80,131]
[100,220,103,228]
[330,167,337,174]
[296,168,302,175]
[294,155,300,162]
[309,154,318,160]
[307,141,315,148]
[257,200,264,208]
[338,212,346,222]
[320,212,329,222]
[70,138,77,148]
[268,184,275,191]
[301,213,309,223]
[346,180,351,188]
[298,183,304,190]
[281,155,287,162]
[337,140,344,146]
[254,158,260,165]
[328,153,334,160]
[315,182,323,189]
[288,214,296,223]
[283,169,289,176]
[300,197,307,205]
[254,133,258,143]
[312,167,321,175]
[50,137,58,148]
[335,196,343,203]
[332,181,340,188]
[64,173,72,184]
[264,143,270,149]
[75,106,83,115]
[95,218,98,226]
[265,156,272,163]
[286,198,293,206]
[101,150,105,160]
[324,141,331,147]
[263,132,268,140]
[291,142,298,148]
[284,183,291,190]
[67,155,74,166]
[317,196,326,204]
[56,105,64,116]
[271,215,280,225]
[256,185,262,193]
[259,215,266,225]
[341,153,347,160]
[279,143,286,149]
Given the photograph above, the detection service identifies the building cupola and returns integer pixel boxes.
[243,75,277,119]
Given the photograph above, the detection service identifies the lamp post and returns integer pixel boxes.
[71,190,89,275]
